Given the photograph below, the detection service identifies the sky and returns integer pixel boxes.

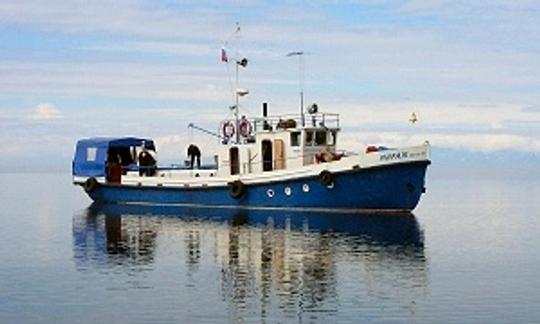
[0,0,539,172]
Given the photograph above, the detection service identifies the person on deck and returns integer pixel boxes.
[138,147,156,176]
[106,154,122,183]
[187,144,201,169]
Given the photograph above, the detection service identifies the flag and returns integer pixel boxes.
[220,47,228,63]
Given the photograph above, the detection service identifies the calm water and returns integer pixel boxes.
[0,172,539,323]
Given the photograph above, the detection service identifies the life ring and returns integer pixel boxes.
[222,121,235,139]
[83,177,99,193]
[319,170,334,187]
[228,180,246,199]
[239,120,252,137]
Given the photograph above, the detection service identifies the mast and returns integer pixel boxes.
[234,24,250,143]
[222,23,248,144]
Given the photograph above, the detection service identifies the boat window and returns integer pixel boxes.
[327,131,336,145]
[290,132,300,146]
[86,147,97,162]
[214,155,219,169]
[315,131,327,146]
[262,140,273,172]
[230,147,239,175]
[305,131,314,146]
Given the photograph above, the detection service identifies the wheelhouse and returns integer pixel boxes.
[72,137,155,178]
[216,112,341,177]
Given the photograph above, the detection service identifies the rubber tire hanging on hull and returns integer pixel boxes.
[228,180,246,199]
[319,170,334,186]
[83,177,99,193]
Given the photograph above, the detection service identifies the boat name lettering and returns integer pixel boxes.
[409,151,427,158]
[380,151,408,161]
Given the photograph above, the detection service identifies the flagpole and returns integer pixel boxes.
[222,22,247,144]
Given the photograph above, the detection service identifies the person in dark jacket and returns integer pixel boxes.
[187,144,201,169]
[138,147,156,176]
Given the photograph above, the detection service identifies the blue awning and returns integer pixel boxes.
[76,137,155,149]
[72,137,155,177]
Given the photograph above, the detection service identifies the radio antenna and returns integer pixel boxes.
[287,51,306,127]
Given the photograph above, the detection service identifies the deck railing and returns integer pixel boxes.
[221,112,340,135]
[253,112,339,131]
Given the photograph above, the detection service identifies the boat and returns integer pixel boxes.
[72,111,430,213]
[72,39,430,213]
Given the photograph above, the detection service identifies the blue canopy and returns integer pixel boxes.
[72,137,155,177]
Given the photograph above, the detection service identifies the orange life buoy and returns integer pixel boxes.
[222,121,235,139]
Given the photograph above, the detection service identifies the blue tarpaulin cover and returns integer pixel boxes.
[72,137,154,177]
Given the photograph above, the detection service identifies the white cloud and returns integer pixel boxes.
[315,100,540,132]
[1,1,539,106]
[1,0,540,167]
[87,41,217,57]
[0,0,231,39]
[330,100,540,153]
[339,131,540,154]
[27,103,63,120]
[399,0,540,16]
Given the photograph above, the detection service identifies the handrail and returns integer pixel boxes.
[222,150,350,168]
[220,112,340,134]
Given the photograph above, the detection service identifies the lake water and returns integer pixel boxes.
[0,172,539,323]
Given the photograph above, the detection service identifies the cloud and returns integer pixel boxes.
[398,1,540,15]
[320,101,539,132]
[2,0,540,169]
[1,1,539,106]
[27,103,63,120]
[87,41,217,57]
[0,0,235,40]
[522,105,540,112]
[339,131,540,154]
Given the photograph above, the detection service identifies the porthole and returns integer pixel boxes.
[302,184,310,192]
[284,187,292,196]
[267,189,275,198]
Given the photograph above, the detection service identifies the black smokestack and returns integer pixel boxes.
[262,102,268,117]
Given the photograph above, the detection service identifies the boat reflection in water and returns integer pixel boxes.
[73,204,428,321]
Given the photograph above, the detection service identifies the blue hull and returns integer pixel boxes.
[86,161,429,212]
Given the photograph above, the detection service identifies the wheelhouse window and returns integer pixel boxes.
[327,131,336,145]
[305,131,314,146]
[86,147,97,162]
[315,131,327,146]
[290,132,300,146]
